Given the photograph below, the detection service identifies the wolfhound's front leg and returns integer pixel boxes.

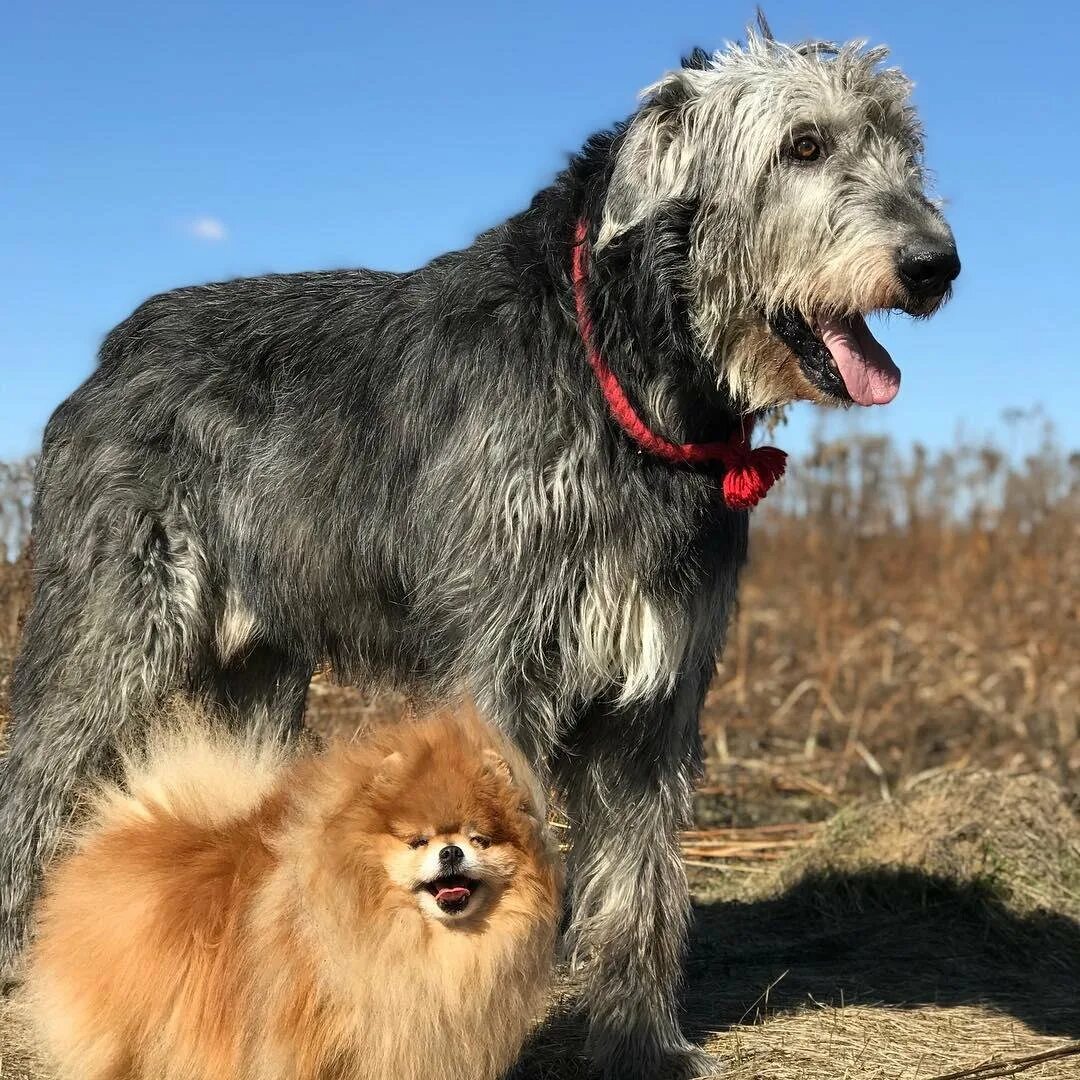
[555,668,717,1080]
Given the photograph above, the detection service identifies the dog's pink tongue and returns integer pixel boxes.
[435,886,471,903]
[818,314,901,406]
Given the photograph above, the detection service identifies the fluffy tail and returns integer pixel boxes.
[89,702,294,835]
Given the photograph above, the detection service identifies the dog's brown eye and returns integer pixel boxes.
[789,135,822,162]
[407,836,428,849]
[470,835,491,849]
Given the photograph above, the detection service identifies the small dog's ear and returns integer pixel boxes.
[481,747,514,786]
[372,750,404,787]
[484,748,548,823]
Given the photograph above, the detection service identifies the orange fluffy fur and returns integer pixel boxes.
[27,706,563,1080]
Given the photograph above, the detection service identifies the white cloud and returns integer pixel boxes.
[186,216,228,242]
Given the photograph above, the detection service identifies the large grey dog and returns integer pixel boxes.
[1,22,958,1079]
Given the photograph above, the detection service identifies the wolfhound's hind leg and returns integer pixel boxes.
[205,641,312,744]
[0,510,210,985]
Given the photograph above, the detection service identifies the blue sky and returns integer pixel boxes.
[2,0,1077,460]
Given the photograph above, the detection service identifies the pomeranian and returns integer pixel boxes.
[27,704,562,1080]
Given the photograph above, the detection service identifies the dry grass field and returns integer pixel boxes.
[1,422,1078,1079]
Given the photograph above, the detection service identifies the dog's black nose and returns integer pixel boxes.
[896,241,961,299]
[439,844,464,866]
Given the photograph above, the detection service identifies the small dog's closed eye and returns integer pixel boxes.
[26,703,563,1080]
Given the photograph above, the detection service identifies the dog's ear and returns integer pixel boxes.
[482,745,549,824]
[597,69,705,250]
[370,749,405,789]
[481,747,514,787]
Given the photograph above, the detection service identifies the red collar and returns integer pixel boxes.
[571,218,786,511]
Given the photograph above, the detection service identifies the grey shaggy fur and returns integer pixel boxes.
[0,23,957,1079]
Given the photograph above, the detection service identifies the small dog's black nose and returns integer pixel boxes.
[896,241,961,299]
[439,844,464,866]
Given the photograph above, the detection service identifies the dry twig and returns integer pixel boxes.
[922,1041,1080,1080]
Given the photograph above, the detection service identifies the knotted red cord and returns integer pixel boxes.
[571,219,786,510]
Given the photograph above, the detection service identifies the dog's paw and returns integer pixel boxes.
[663,1044,725,1079]
[596,1041,724,1080]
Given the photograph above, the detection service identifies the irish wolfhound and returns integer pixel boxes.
[1,21,958,1079]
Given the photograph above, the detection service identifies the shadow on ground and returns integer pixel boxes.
[685,868,1080,1038]
[516,866,1080,1078]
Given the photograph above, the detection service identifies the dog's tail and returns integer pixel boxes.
[27,702,288,1079]
[85,702,292,837]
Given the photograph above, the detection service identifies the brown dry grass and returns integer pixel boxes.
[513,770,1080,1080]
[1,421,1078,1079]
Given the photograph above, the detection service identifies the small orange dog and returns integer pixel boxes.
[27,706,562,1080]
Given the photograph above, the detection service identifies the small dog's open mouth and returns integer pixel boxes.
[423,875,481,914]
[767,308,901,407]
